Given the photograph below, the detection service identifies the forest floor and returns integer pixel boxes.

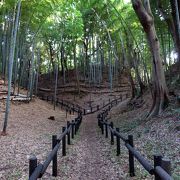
[0,79,179,179]
[109,92,180,179]
[0,98,76,180]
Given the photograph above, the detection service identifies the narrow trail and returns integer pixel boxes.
[57,112,125,180]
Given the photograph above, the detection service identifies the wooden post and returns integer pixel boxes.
[128,135,135,177]
[75,119,77,134]
[67,121,71,145]
[84,109,86,115]
[105,122,108,138]
[29,155,37,178]
[110,122,114,145]
[116,128,120,156]
[52,135,57,176]
[62,127,66,156]
[98,118,100,127]
[101,121,104,134]
[72,120,74,139]
[154,155,162,180]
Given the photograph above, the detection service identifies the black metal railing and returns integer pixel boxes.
[28,93,129,179]
[28,109,82,180]
[39,94,82,114]
[39,93,129,116]
[97,108,173,180]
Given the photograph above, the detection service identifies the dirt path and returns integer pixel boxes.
[56,112,125,180]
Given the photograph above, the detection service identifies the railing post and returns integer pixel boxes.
[116,128,120,156]
[29,154,37,178]
[84,109,86,115]
[110,122,114,145]
[109,106,111,111]
[52,135,57,176]
[75,119,77,135]
[154,155,162,180]
[77,118,80,131]
[80,115,82,123]
[101,121,104,134]
[128,135,135,177]
[72,120,74,139]
[67,121,71,145]
[62,127,66,156]
[161,158,171,176]
[105,122,108,138]
[98,118,100,127]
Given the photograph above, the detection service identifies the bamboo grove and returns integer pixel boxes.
[0,0,180,133]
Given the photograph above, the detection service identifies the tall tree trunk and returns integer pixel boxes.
[157,0,180,64]
[132,0,169,118]
[170,0,180,64]
[28,44,35,99]
[74,43,80,95]
[133,51,146,96]
[119,32,136,98]
[2,0,21,135]
[48,42,55,74]
[60,45,65,84]
[35,49,40,95]
[54,64,58,110]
